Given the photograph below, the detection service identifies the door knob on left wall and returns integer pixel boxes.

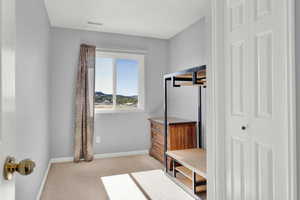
[3,156,36,180]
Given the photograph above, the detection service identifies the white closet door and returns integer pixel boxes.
[225,0,251,199]
[248,0,288,199]
[225,0,289,199]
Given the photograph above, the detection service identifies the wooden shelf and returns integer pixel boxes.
[149,117,196,125]
[164,65,206,80]
[167,148,207,179]
[176,174,207,193]
[175,166,206,182]
[164,65,207,87]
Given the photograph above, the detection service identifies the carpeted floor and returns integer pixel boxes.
[40,155,163,200]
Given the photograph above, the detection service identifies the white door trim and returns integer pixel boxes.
[208,0,297,199]
[285,0,297,199]
[207,0,226,199]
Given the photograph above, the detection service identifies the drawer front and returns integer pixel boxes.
[150,147,172,167]
[151,122,163,133]
[152,131,163,145]
[151,131,170,149]
[149,119,196,169]
[150,147,163,162]
[149,121,172,165]
[150,130,163,162]
[151,140,163,154]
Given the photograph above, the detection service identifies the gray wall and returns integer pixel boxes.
[49,28,168,158]
[15,0,50,199]
[296,0,300,196]
[167,18,208,146]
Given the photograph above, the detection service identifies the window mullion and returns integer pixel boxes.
[112,58,117,109]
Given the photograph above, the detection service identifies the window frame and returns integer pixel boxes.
[94,50,145,114]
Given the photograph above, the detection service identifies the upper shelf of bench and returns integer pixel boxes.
[149,117,196,125]
[164,65,206,86]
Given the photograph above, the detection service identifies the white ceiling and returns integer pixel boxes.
[44,0,209,39]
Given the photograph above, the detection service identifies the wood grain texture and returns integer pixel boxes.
[176,175,207,193]
[149,118,197,169]
[166,148,207,179]
[175,166,206,182]
[149,117,196,125]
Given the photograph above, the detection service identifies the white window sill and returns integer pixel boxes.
[94,108,145,114]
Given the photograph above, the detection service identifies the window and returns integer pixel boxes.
[95,51,145,113]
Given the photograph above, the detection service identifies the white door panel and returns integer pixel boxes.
[0,0,16,199]
[225,0,250,199]
[225,0,288,199]
[248,0,288,199]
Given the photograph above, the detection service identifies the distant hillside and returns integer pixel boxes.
[95,91,105,96]
[95,91,137,105]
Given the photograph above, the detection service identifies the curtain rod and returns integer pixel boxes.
[96,47,147,55]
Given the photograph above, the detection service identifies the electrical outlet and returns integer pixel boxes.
[96,136,101,144]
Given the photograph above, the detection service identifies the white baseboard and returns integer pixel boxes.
[94,150,149,159]
[36,149,149,199]
[51,149,149,163]
[36,160,51,200]
[50,156,73,163]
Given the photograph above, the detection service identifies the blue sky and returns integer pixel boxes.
[95,58,138,96]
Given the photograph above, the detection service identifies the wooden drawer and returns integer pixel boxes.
[150,147,163,162]
[151,134,171,150]
[151,141,163,154]
[150,148,172,168]
[149,118,197,167]
[151,131,163,144]
[151,121,163,133]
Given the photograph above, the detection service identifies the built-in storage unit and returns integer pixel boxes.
[163,66,207,199]
[167,148,207,195]
[149,117,197,168]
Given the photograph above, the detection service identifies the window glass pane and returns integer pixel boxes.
[95,58,113,109]
[116,59,139,109]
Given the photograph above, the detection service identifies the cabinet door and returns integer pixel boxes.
[225,0,289,199]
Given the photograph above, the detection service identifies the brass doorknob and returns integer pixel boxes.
[3,156,36,180]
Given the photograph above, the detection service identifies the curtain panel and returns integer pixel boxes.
[74,44,96,162]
